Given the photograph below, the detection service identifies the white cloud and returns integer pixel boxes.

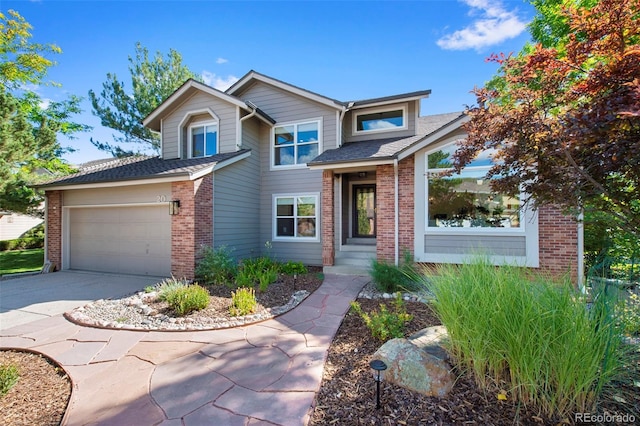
[216,57,228,64]
[39,98,51,109]
[201,71,239,90]
[437,0,527,51]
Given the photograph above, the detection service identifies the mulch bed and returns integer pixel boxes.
[0,350,71,426]
[309,298,640,425]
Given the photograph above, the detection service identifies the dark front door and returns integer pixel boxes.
[353,184,376,238]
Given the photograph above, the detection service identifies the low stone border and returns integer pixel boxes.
[357,281,433,303]
[64,289,310,331]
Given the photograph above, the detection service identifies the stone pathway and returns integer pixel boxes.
[0,274,369,426]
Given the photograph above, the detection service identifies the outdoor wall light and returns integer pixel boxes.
[369,359,387,409]
[358,171,367,178]
[169,200,180,215]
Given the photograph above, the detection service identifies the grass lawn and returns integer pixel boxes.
[0,248,44,275]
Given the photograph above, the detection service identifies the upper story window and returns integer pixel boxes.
[189,122,218,158]
[354,105,407,135]
[273,120,321,168]
[426,143,522,230]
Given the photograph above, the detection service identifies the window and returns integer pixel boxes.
[354,106,407,134]
[190,122,218,158]
[273,120,320,167]
[274,195,318,240]
[426,144,521,229]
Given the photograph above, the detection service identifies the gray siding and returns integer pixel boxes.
[343,101,417,143]
[424,235,527,257]
[213,118,261,259]
[233,81,338,265]
[162,92,238,159]
[236,82,339,150]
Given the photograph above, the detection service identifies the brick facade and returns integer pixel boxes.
[374,158,415,263]
[322,170,335,266]
[171,174,213,279]
[45,190,63,271]
[538,205,579,280]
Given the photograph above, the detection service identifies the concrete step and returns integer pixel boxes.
[324,264,371,276]
[346,238,376,246]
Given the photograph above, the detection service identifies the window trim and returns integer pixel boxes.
[424,147,525,235]
[352,105,408,136]
[272,193,320,242]
[271,119,323,170]
[188,120,219,158]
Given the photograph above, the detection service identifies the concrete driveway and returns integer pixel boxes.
[0,271,164,330]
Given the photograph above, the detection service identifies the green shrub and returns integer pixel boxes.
[426,257,633,419]
[155,276,189,301]
[618,292,640,336]
[235,256,279,291]
[0,237,44,252]
[164,284,210,316]
[195,245,238,285]
[0,363,19,396]
[350,293,413,342]
[230,287,257,316]
[370,253,419,293]
[280,261,307,275]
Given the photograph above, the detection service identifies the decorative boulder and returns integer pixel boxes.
[372,327,453,397]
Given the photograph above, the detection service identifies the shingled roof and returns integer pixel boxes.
[308,112,465,166]
[38,150,250,188]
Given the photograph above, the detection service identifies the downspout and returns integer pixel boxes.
[578,210,585,292]
[337,103,353,147]
[394,158,399,266]
[43,193,48,265]
[237,101,259,149]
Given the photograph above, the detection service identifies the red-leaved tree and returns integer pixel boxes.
[456,0,640,237]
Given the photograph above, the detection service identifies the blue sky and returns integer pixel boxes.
[4,0,536,164]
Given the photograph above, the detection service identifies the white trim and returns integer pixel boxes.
[177,107,220,159]
[351,94,428,110]
[308,159,395,171]
[143,79,248,128]
[227,71,344,110]
[188,121,219,159]
[160,118,164,159]
[42,176,193,191]
[272,193,320,242]
[352,104,408,136]
[271,118,323,170]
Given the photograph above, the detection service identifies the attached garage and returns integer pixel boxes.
[67,205,171,276]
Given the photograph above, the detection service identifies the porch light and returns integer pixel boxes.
[358,171,367,178]
[369,359,387,409]
[169,200,180,215]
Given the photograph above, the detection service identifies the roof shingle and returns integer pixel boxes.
[38,150,250,188]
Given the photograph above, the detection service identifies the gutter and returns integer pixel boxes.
[238,103,259,149]
[394,158,399,266]
[337,102,353,148]
[578,210,585,292]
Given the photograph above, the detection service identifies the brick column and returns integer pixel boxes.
[322,170,335,266]
[376,165,395,263]
[171,175,214,279]
[398,157,415,260]
[538,205,579,281]
[45,190,63,271]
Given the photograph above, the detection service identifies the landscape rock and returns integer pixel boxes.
[372,331,453,397]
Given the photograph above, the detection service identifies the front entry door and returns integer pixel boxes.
[353,184,376,238]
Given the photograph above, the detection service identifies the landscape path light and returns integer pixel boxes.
[369,359,387,409]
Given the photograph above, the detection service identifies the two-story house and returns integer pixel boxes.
[39,71,581,280]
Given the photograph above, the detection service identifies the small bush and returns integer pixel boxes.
[370,254,419,293]
[164,284,210,316]
[0,363,19,396]
[350,293,413,342]
[230,287,257,316]
[195,245,237,285]
[0,237,44,251]
[618,292,640,336]
[156,276,189,301]
[280,261,307,275]
[236,256,279,291]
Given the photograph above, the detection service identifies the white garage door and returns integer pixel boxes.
[68,206,171,276]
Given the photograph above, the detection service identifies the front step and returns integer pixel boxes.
[324,244,376,276]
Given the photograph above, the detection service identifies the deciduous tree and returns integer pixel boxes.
[0,10,87,215]
[456,0,640,238]
[89,42,201,156]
